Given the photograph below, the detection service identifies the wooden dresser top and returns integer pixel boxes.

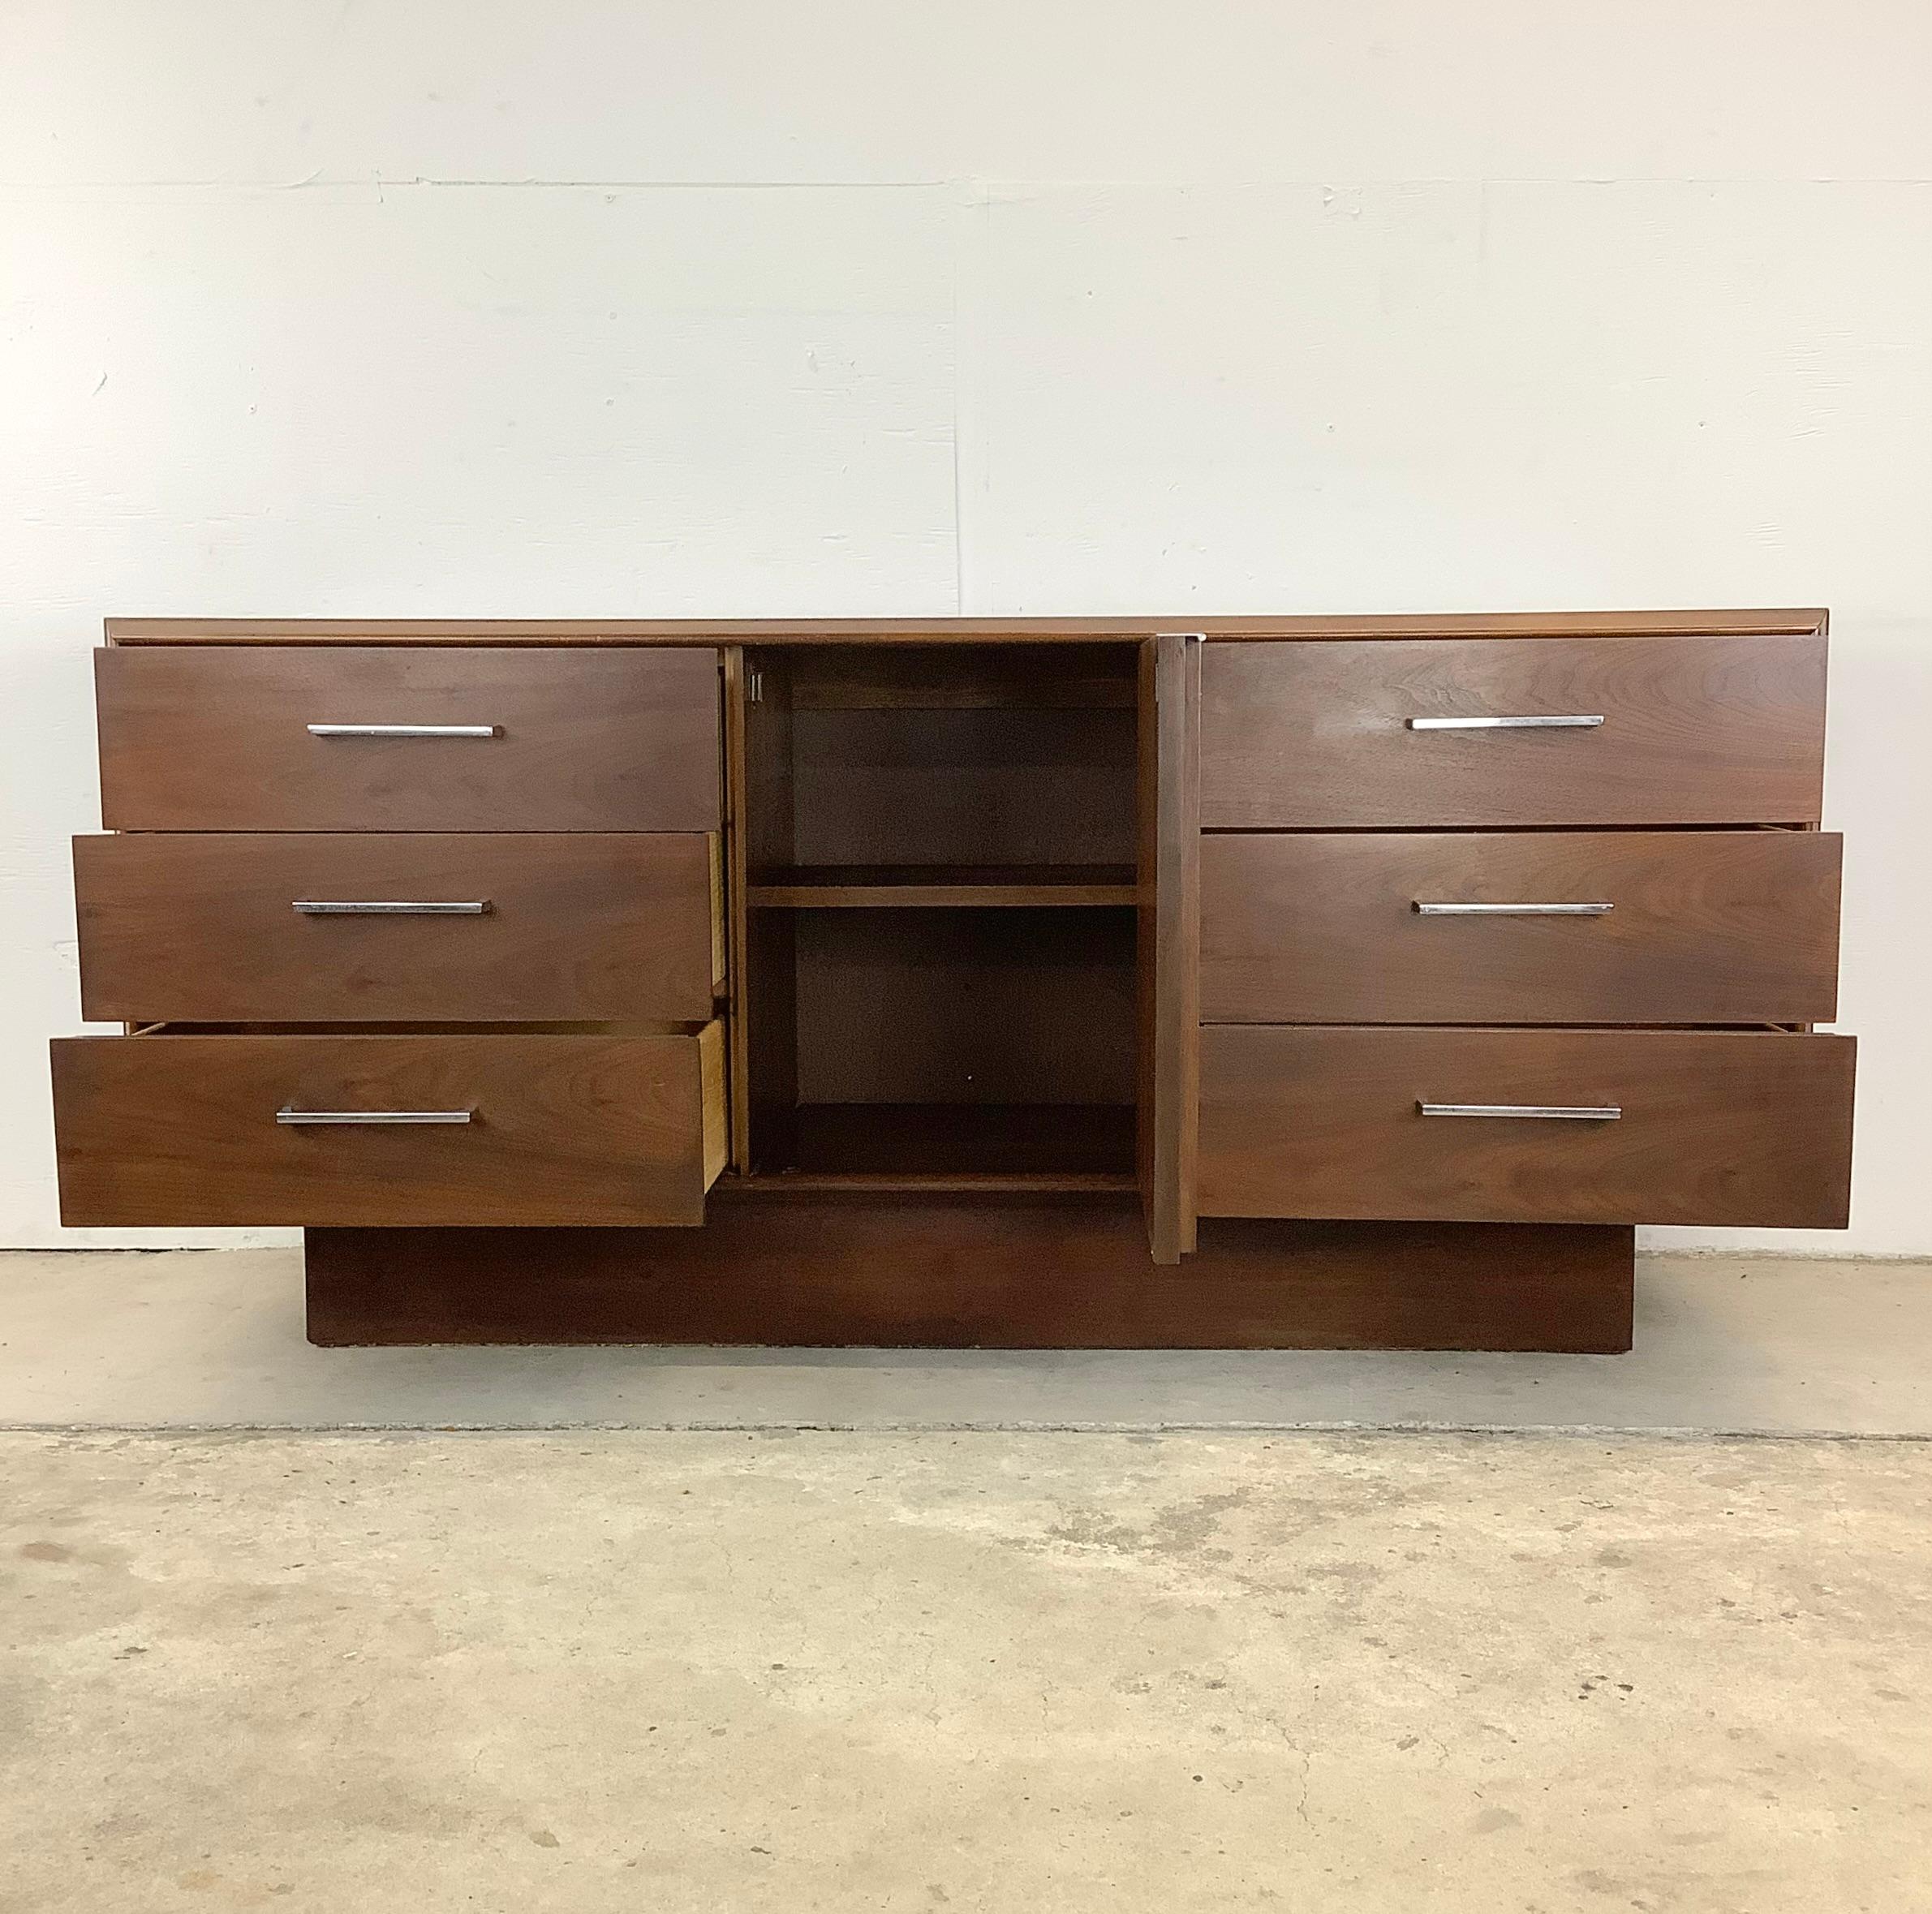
[104,610,1828,647]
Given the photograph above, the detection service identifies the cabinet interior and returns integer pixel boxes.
[737,643,1141,1184]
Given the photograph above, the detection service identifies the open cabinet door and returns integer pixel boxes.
[1138,632,1202,1262]
[722,646,798,1176]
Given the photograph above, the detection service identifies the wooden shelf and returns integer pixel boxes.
[747,865,1137,909]
[769,1102,1137,1180]
[730,1170,1138,1196]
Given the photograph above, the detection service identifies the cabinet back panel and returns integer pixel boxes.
[789,707,1137,867]
[785,643,1138,712]
[792,908,1137,1106]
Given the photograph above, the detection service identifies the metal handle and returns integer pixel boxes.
[1418,1102,1621,1120]
[277,1108,474,1125]
[305,723,500,738]
[1414,901,1613,917]
[1406,715,1603,730]
[292,900,492,916]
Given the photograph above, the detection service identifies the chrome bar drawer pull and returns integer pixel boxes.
[1406,714,1604,730]
[292,900,492,916]
[305,723,501,738]
[277,1108,475,1125]
[1418,1102,1621,1120]
[1413,901,1613,917]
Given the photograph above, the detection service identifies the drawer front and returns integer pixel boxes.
[52,1028,726,1228]
[1201,831,1841,1026]
[1198,1026,1854,1227]
[97,646,721,831]
[74,832,725,1025]
[1200,635,1826,827]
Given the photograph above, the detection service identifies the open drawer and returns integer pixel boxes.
[1198,1026,1855,1228]
[51,1026,726,1228]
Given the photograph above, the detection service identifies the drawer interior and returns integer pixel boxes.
[737,644,1141,1185]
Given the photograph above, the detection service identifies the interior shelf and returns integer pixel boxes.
[747,865,1137,909]
[734,1170,1138,1195]
[772,1102,1138,1181]
[735,642,1143,1185]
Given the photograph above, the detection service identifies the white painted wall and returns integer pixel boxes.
[4,2,1928,1253]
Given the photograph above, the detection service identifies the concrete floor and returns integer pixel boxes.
[3,1428,1928,1912]
[1,1248,1928,1433]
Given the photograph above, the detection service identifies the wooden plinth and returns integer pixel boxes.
[304,1189,1633,1353]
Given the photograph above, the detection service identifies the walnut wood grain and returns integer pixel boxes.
[790,909,1137,1108]
[73,832,723,1024]
[52,1027,725,1228]
[1201,831,1842,1026]
[97,646,721,831]
[722,648,755,1172]
[304,1201,1633,1352]
[747,865,1137,908]
[782,1102,1135,1179]
[1138,632,1201,1262]
[1198,1026,1854,1228]
[734,643,1142,1175]
[56,613,1851,1359]
[1200,635,1828,827]
[105,610,1827,646]
[738,649,799,1172]
[785,644,1138,708]
[788,703,1137,867]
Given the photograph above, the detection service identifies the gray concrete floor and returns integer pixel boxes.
[4,1428,1929,1912]
[0,1248,1928,1433]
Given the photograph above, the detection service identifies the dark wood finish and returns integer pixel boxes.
[51,1027,726,1227]
[786,644,1137,708]
[740,1171,1137,1197]
[722,648,755,1171]
[74,832,724,1024]
[304,1199,1634,1352]
[1200,635,1828,827]
[96,645,721,831]
[745,913,799,1172]
[734,643,1143,1177]
[739,651,798,1173]
[747,645,1138,874]
[784,1102,1136,1179]
[705,832,726,1022]
[1201,831,1843,1026]
[791,910,1137,1108]
[747,865,1136,908]
[790,703,1137,867]
[58,610,1849,1353]
[107,610,1827,646]
[1136,643,1158,1237]
[1198,1026,1855,1228]
[1138,634,1200,1263]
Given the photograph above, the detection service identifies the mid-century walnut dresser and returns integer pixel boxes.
[50,612,1855,1352]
